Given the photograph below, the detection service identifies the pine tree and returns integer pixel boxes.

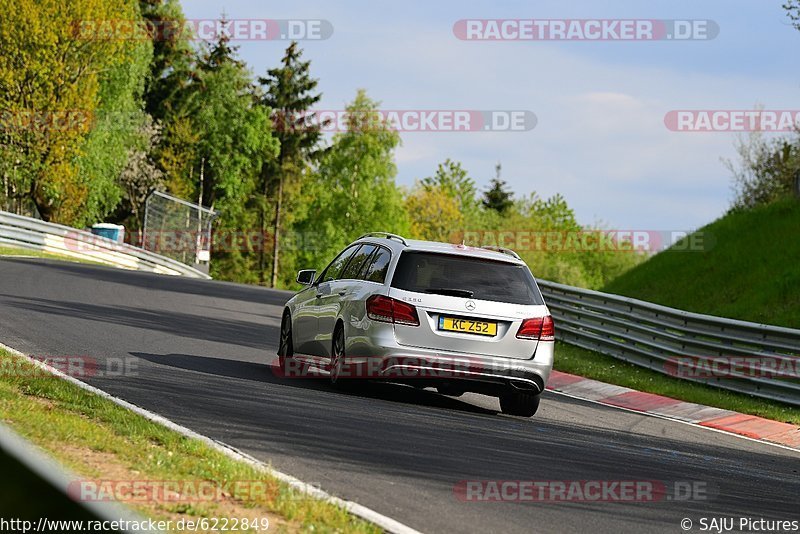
[482,163,514,214]
[177,23,278,282]
[139,0,195,121]
[257,42,324,286]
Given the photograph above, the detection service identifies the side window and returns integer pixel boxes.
[362,247,392,283]
[356,249,378,279]
[319,245,358,283]
[340,244,376,280]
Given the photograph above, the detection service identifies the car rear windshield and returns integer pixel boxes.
[390,251,544,305]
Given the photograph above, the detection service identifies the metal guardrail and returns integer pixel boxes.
[538,279,800,406]
[0,422,156,533]
[0,211,210,279]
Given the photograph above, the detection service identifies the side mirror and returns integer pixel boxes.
[296,269,316,286]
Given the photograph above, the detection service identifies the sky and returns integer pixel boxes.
[181,0,800,232]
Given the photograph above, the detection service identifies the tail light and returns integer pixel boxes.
[516,315,555,341]
[366,295,420,326]
[540,315,555,341]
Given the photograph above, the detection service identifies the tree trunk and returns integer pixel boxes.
[270,175,283,288]
[258,167,270,284]
[32,186,54,222]
[258,204,266,284]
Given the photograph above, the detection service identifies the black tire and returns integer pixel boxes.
[499,391,541,417]
[330,324,346,386]
[278,311,294,372]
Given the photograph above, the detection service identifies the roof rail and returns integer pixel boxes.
[480,246,521,260]
[358,232,408,246]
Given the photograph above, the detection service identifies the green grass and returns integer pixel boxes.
[0,245,106,266]
[602,198,800,328]
[0,348,380,534]
[555,341,800,425]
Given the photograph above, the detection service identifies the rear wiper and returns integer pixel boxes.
[424,288,474,298]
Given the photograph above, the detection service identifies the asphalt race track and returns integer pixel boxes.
[1,258,798,533]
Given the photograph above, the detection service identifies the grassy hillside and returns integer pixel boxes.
[602,198,800,329]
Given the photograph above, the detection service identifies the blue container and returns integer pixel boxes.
[91,223,125,243]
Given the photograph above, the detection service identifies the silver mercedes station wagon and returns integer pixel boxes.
[278,232,554,416]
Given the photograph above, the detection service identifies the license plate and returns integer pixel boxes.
[438,316,497,336]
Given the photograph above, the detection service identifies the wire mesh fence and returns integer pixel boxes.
[143,191,217,271]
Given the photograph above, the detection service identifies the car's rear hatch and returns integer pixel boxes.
[388,250,548,360]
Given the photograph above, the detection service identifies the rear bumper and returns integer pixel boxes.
[343,341,554,394]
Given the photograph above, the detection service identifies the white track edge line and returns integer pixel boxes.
[0,342,423,534]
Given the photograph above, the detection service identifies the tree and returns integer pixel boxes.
[138,0,199,208]
[258,42,324,286]
[294,90,409,278]
[525,193,580,230]
[406,185,463,242]
[189,28,278,208]
[156,114,199,201]
[111,117,164,233]
[0,0,149,223]
[482,163,514,214]
[785,1,800,29]
[725,132,800,211]
[138,0,195,121]
[73,17,153,228]
[421,159,479,215]
[178,26,279,282]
